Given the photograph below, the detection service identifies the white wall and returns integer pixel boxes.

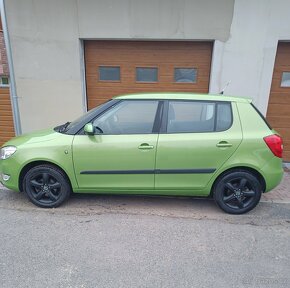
[77,0,234,41]
[6,0,290,131]
[5,0,234,133]
[210,0,290,114]
[5,0,83,133]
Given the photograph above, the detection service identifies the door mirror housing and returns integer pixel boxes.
[84,123,95,135]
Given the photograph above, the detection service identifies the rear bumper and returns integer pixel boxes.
[260,156,284,192]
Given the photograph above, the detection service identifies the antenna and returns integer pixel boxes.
[220,80,231,95]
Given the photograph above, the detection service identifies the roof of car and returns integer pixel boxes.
[113,93,252,103]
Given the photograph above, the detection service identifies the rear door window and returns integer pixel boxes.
[166,101,232,133]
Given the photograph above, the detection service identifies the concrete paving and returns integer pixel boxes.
[0,167,289,287]
[261,169,290,203]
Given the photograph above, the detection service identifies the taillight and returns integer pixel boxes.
[263,134,283,158]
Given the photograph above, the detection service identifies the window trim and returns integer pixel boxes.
[173,67,198,84]
[161,100,233,134]
[135,66,158,83]
[280,71,290,88]
[0,76,10,87]
[98,65,121,82]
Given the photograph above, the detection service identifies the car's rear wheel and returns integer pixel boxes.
[213,171,262,214]
[23,164,71,208]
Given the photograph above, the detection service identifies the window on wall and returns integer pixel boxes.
[99,66,120,81]
[281,72,290,87]
[174,68,197,83]
[136,67,158,82]
[0,76,9,86]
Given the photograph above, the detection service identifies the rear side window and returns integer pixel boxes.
[167,101,232,133]
[216,103,232,131]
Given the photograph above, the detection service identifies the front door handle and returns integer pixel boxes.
[138,143,154,150]
[216,141,232,148]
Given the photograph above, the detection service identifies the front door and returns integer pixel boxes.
[73,100,160,191]
[155,100,242,194]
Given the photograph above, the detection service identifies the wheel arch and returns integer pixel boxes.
[210,166,266,197]
[18,160,73,192]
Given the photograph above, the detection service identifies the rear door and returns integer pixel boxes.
[155,100,242,192]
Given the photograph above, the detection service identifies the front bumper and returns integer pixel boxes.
[0,158,20,192]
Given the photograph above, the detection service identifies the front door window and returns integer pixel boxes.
[93,100,159,134]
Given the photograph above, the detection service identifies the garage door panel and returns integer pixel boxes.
[85,40,212,110]
[86,66,209,81]
[273,128,290,138]
[270,77,285,87]
[87,85,209,97]
[267,116,290,128]
[267,104,290,116]
[268,93,290,104]
[85,40,211,50]
[0,87,15,146]
[267,42,290,160]
[283,151,290,160]
[86,82,211,91]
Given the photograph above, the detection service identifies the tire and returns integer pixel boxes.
[213,170,262,214]
[23,164,71,208]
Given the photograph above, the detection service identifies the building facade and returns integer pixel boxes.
[1,0,290,160]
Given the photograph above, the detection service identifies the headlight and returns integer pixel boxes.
[0,146,17,160]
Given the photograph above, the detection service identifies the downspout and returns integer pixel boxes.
[0,0,21,135]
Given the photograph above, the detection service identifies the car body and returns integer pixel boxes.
[0,93,284,214]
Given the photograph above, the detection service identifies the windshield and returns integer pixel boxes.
[65,106,100,131]
[55,101,113,135]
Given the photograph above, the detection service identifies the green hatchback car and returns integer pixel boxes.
[0,93,284,214]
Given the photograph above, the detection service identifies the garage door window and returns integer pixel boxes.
[99,66,120,81]
[0,76,9,87]
[174,68,197,83]
[281,72,290,87]
[136,67,158,82]
[93,100,159,134]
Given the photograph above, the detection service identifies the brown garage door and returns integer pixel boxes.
[85,41,213,109]
[267,42,290,161]
[0,87,15,146]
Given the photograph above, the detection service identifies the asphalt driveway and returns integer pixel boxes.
[0,184,290,288]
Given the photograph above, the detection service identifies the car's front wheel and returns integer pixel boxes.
[23,164,71,208]
[213,170,262,214]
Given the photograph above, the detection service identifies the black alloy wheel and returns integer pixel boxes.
[23,164,71,208]
[213,171,262,214]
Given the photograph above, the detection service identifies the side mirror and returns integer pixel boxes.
[84,123,95,135]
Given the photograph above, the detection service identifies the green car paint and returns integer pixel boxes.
[0,129,78,191]
[0,93,283,204]
[73,134,159,191]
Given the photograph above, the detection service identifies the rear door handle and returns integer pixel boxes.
[138,143,154,150]
[216,141,232,148]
